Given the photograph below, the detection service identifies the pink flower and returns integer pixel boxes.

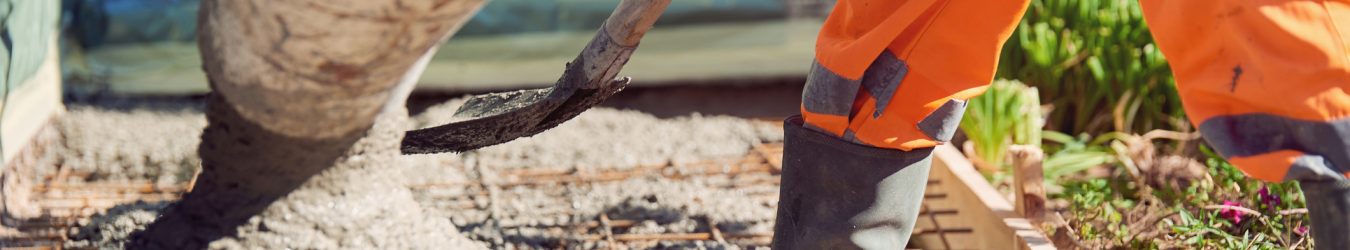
[1258,186,1281,208]
[1219,200,1246,224]
[1295,225,1309,235]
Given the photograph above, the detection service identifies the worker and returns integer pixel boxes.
[773,0,1350,249]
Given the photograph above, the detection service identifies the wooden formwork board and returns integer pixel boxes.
[912,145,1055,250]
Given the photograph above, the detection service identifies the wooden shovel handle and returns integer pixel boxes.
[603,0,672,46]
[568,0,671,89]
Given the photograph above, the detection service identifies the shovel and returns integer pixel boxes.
[401,0,671,154]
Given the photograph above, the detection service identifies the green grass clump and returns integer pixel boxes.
[996,0,1182,135]
[961,79,1042,171]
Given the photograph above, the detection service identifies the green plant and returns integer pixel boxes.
[1164,148,1310,249]
[1051,144,1311,248]
[960,79,1042,171]
[962,79,1114,186]
[1041,131,1114,184]
[997,0,1182,135]
[986,1,1313,247]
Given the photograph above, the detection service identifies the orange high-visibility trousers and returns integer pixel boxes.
[804,0,1350,182]
[800,0,1030,151]
[1141,0,1350,182]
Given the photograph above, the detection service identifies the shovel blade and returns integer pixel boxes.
[401,87,567,154]
[453,88,554,119]
[399,0,668,154]
[400,78,628,154]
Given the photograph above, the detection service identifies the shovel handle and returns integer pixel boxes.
[603,0,672,46]
[566,0,671,89]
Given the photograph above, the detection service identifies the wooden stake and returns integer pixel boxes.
[1009,145,1046,223]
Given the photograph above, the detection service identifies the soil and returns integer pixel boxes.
[33,97,785,249]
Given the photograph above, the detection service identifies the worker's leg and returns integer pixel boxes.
[1300,180,1350,249]
[774,116,933,249]
[774,0,1027,249]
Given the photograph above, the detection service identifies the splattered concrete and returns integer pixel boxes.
[65,201,171,249]
[41,97,784,249]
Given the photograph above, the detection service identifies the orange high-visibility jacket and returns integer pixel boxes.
[801,0,1029,150]
[804,0,1350,182]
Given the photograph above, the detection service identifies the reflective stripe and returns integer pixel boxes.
[861,50,908,118]
[801,61,862,116]
[1287,154,1347,182]
[842,129,864,144]
[915,99,967,143]
[802,122,831,135]
[802,117,866,145]
[1199,114,1350,181]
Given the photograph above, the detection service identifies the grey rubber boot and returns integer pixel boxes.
[1301,180,1350,250]
[772,116,935,249]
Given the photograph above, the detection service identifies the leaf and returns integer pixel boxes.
[1042,130,1076,144]
[1044,151,1114,178]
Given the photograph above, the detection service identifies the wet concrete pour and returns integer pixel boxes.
[17,98,785,249]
